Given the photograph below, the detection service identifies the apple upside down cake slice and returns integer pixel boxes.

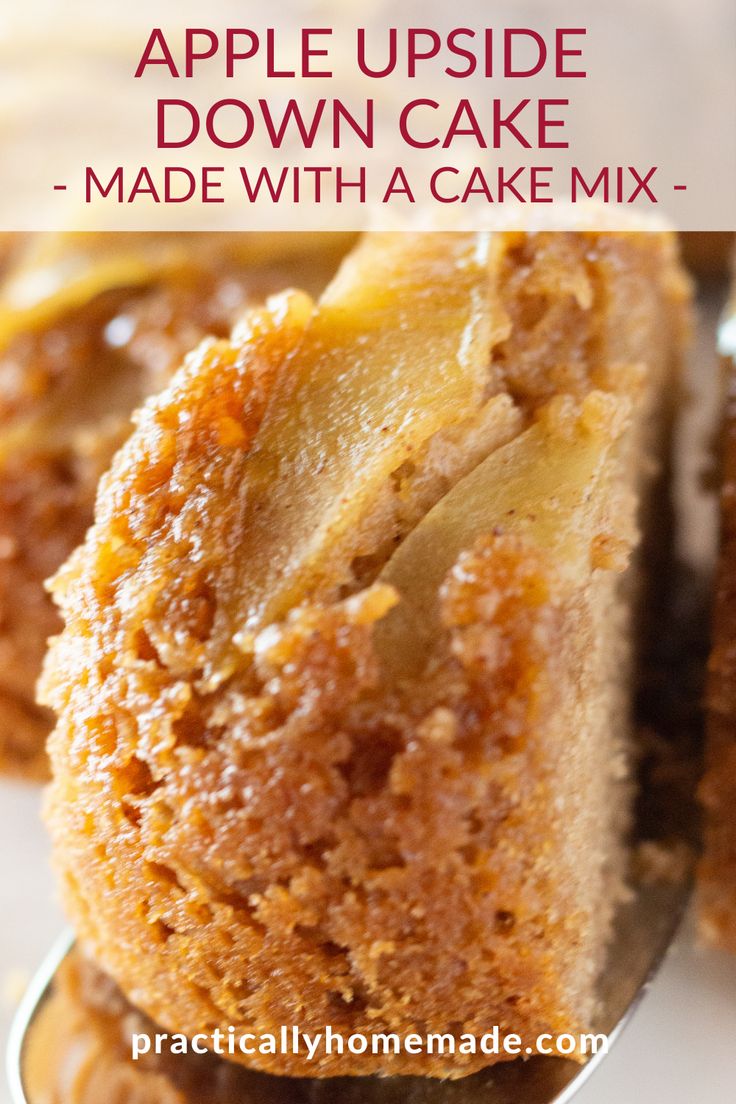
[42,228,689,1077]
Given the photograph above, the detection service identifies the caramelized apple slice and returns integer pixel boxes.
[377,393,634,677]
[233,232,503,631]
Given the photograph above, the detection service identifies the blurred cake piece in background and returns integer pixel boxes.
[700,271,736,951]
[680,232,735,281]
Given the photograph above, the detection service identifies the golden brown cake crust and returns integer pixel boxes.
[700,291,736,950]
[0,234,349,777]
[42,230,689,1078]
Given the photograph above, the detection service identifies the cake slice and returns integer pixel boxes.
[0,231,349,776]
[700,279,736,950]
[41,227,689,1078]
